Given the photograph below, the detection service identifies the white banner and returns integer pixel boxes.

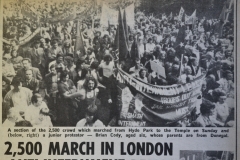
[125,3,135,29]
[100,3,118,27]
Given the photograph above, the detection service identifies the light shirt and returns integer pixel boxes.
[99,61,114,78]
[4,87,32,112]
[25,102,52,127]
[215,102,230,124]
[76,119,105,127]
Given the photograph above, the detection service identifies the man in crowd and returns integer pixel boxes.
[16,58,42,81]
[21,69,39,93]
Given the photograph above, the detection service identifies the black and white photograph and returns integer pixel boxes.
[1,0,235,127]
[180,150,234,160]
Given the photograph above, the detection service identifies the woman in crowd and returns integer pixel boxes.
[57,71,78,126]
[77,76,100,120]
[191,99,216,127]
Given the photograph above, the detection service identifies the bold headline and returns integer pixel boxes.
[48,142,173,156]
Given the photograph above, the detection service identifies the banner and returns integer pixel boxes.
[100,3,134,28]
[2,27,41,46]
[42,12,76,23]
[125,3,135,29]
[117,68,205,126]
[100,3,118,27]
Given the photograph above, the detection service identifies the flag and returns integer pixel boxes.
[113,25,119,50]
[178,7,185,21]
[130,37,140,60]
[125,3,135,29]
[118,7,129,61]
[123,9,129,48]
[185,10,196,25]
[174,24,185,48]
[75,21,85,57]
[219,3,227,22]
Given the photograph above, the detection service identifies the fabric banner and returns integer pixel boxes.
[2,27,41,46]
[19,28,41,45]
[42,12,76,23]
[125,3,135,29]
[100,3,134,28]
[100,3,118,27]
[117,67,205,126]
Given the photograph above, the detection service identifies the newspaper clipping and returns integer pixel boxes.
[0,0,238,159]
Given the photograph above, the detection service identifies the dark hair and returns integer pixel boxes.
[139,68,147,76]
[90,61,99,70]
[76,59,85,70]
[49,64,55,70]
[103,54,112,62]
[56,54,63,60]
[85,109,98,123]
[80,68,90,80]
[200,98,215,115]
[31,93,42,104]
[60,70,69,81]
[15,120,32,127]
[11,77,21,86]
[22,58,31,63]
[83,76,98,90]
[214,89,226,99]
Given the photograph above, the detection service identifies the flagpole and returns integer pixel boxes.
[224,0,233,23]
[221,0,233,37]
[178,54,183,77]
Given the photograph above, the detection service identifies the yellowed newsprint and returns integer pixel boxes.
[0,0,239,160]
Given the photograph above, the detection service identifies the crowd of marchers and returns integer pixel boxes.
[2,1,234,127]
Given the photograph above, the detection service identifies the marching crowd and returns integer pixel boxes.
[2,1,234,127]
